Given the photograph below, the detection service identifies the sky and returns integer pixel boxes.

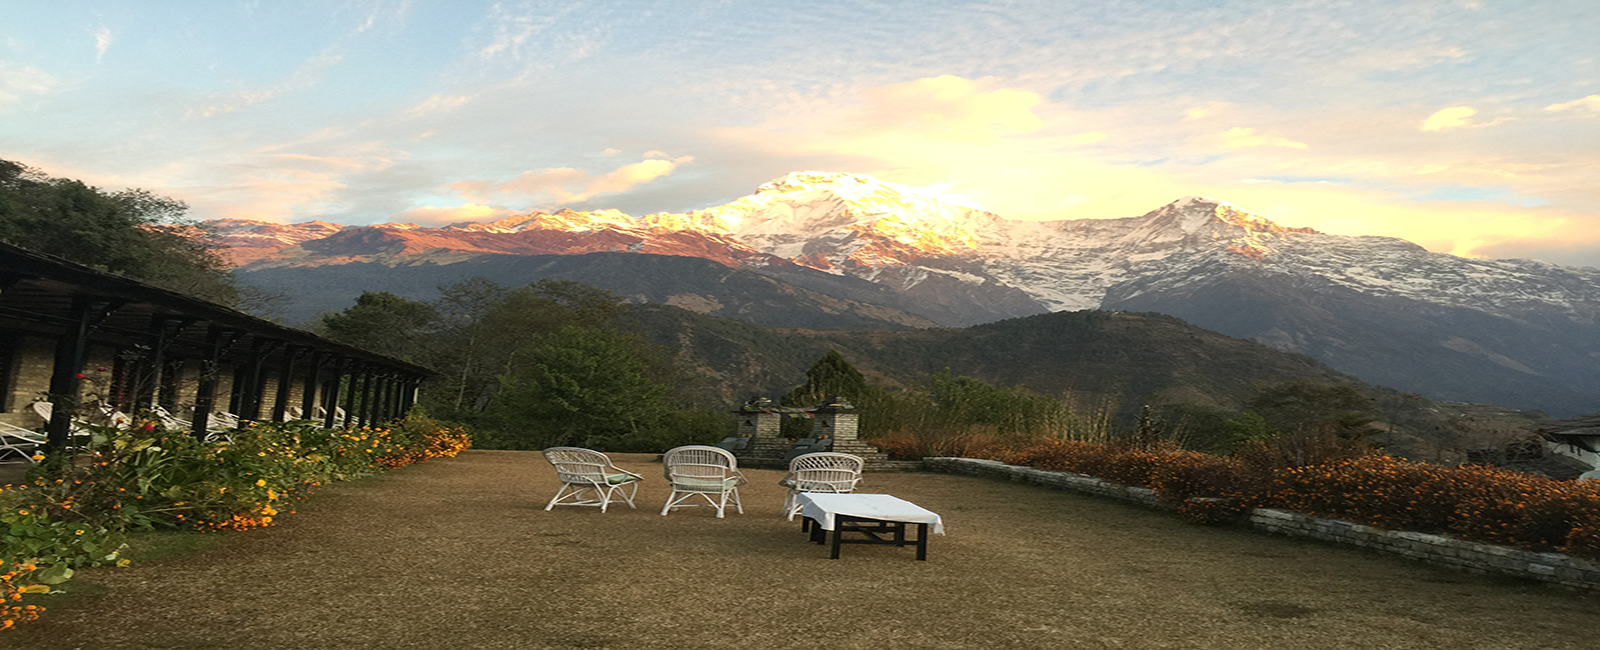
[1,0,1597,267]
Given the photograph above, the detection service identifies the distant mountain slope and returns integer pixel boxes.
[216,170,1600,416]
[241,252,940,330]
[633,304,1365,416]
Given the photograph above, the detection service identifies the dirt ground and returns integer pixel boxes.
[9,450,1600,649]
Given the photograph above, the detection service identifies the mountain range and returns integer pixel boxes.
[218,171,1600,417]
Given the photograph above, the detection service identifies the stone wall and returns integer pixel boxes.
[923,456,1600,591]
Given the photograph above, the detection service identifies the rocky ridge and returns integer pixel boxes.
[214,170,1600,415]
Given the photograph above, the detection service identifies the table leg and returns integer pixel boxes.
[830,527,842,559]
[916,523,928,561]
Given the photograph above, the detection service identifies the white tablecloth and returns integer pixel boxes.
[797,493,945,534]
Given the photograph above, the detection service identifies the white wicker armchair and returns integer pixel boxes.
[541,447,644,513]
[661,445,749,518]
[0,421,44,464]
[779,452,864,519]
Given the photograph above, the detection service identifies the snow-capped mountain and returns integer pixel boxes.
[215,170,1600,416]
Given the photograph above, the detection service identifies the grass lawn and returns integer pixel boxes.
[9,449,1599,649]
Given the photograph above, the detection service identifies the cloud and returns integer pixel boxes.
[854,75,1043,140]
[1422,106,1477,131]
[1184,102,1231,121]
[403,94,475,119]
[451,156,693,206]
[1545,95,1600,113]
[0,63,58,108]
[1215,127,1308,149]
[388,202,514,227]
[192,49,344,119]
[92,27,113,61]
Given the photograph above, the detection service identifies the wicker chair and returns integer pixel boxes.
[779,452,865,519]
[661,445,749,518]
[541,447,644,513]
[0,422,44,464]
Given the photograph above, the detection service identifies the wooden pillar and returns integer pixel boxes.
[322,357,347,428]
[45,297,97,449]
[343,365,364,428]
[271,346,301,422]
[300,351,324,421]
[379,374,396,422]
[134,315,167,412]
[191,326,232,438]
[356,369,375,427]
[239,338,281,422]
[399,377,418,414]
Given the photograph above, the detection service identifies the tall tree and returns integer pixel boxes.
[486,326,673,450]
[319,291,439,361]
[782,349,868,408]
[0,159,238,304]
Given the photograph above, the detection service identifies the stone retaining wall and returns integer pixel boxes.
[923,457,1600,591]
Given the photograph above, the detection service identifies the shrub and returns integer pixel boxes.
[968,440,1600,561]
[1,414,471,631]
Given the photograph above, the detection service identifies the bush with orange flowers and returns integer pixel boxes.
[966,439,1600,558]
[1,412,471,630]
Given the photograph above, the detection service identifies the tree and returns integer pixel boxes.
[1248,380,1377,438]
[926,368,1070,436]
[485,326,673,450]
[782,349,868,408]
[0,159,238,304]
[780,350,871,437]
[319,292,439,361]
[432,278,631,415]
[1237,380,1382,465]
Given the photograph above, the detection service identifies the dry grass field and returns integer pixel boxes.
[9,450,1600,649]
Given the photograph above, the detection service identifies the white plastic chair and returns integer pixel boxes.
[780,452,865,519]
[541,447,644,513]
[661,445,748,518]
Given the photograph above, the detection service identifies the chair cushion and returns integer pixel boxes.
[779,479,842,491]
[673,477,741,491]
[607,473,641,485]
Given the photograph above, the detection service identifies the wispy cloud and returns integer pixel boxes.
[191,49,344,119]
[0,63,57,109]
[1422,106,1478,131]
[1545,95,1600,114]
[450,156,694,206]
[389,202,513,226]
[91,26,113,61]
[1214,127,1308,150]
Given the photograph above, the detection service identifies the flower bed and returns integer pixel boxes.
[0,414,471,630]
[962,440,1600,560]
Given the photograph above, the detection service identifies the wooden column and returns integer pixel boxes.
[300,351,324,421]
[343,365,364,428]
[191,326,232,438]
[271,346,302,422]
[45,297,98,449]
[322,357,347,429]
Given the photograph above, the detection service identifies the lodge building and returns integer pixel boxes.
[0,241,432,449]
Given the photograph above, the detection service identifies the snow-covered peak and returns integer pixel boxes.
[679,171,1002,263]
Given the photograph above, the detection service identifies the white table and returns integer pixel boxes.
[796,493,944,560]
